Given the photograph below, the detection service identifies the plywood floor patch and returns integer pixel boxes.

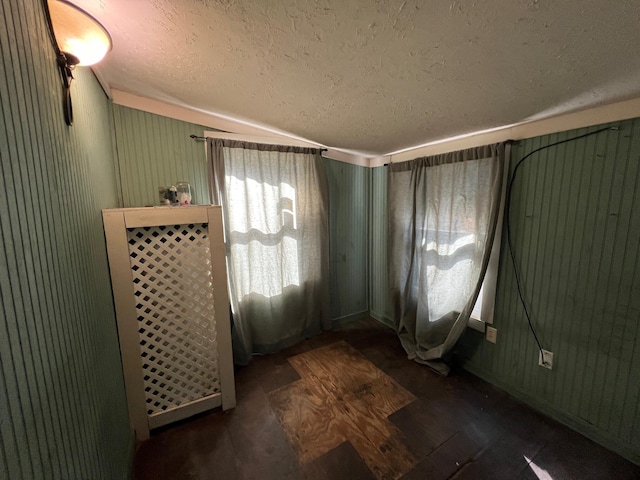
[268,341,417,480]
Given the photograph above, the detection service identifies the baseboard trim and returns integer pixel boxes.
[462,362,640,467]
[331,310,370,328]
[369,311,394,328]
[125,428,137,480]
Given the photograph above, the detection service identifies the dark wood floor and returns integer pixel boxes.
[133,318,640,480]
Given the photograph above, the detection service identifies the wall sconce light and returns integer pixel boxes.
[43,0,112,126]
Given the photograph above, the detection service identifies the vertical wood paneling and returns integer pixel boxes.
[0,1,132,479]
[113,117,370,322]
[324,158,369,323]
[369,167,393,325]
[458,119,640,464]
[112,105,210,207]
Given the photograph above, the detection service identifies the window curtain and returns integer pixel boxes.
[388,143,507,375]
[207,139,330,365]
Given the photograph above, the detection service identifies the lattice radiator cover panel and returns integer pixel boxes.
[127,223,220,416]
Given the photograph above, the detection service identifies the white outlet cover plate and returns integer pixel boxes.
[486,326,497,344]
[539,350,554,370]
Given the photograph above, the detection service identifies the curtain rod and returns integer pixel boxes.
[189,134,328,152]
[383,139,519,166]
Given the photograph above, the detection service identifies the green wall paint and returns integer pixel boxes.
[5,2,632,468]
[325,158,370,323]
[369,122,640,463]
[112,112,372,323]
[111,107,640,464]
[456,120,640,464]
[0,1,131,478]
[369,166,393,326]
[112,105,211,207]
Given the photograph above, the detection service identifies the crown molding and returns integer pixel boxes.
[372,97,640,166]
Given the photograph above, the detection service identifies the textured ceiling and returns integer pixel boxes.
[73,0,640,156]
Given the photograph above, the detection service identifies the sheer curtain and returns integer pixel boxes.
[388,144,507,375]
[207,139,330,365]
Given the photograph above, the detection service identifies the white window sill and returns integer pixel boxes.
[467,316,486,333]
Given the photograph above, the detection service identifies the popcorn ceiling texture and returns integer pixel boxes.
[79,0,640,155]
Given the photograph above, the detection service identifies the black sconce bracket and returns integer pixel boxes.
[42,0,111,126]
[43,0,72,126]
[56,52,79,126]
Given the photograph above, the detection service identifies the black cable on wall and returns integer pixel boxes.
[505,126,617,365]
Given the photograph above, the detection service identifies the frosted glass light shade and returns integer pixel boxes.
[49,0,111,66]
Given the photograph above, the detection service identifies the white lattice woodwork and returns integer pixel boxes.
[103,206,235,441]
[127,223,220,416]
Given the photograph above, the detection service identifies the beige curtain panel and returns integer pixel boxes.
[207,138,330,365]
[388,143,508,375]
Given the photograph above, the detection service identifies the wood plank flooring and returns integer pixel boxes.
[133,318,640,480]
[269,341,416,478]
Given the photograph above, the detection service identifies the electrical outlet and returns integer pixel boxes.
[539,350,553,370]
[486,326,497,344]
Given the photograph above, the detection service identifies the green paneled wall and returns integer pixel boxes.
[457,120,640,464]
[324,158,370,323]
[0,1,132,479]
[6,0,638,472]
[368,122,640,462]
[112,105,211,207]
[369,167,393,326]
[112,112,372,322]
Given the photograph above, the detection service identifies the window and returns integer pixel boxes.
[468,179,506,331]
[387,143,508,360]
[206,135,330,364]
